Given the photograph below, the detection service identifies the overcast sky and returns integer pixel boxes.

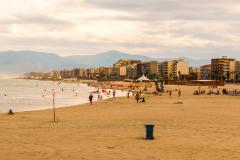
[0,0,240,59]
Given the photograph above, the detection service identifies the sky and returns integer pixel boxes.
[0,0,240,59]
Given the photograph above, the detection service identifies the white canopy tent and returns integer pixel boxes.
[136,75,150,82]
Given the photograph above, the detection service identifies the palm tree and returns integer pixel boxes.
[226,72,230,81]
[178,71,181,81]
[169,73,172,80]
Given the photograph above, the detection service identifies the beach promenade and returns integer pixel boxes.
[1,85,240,160]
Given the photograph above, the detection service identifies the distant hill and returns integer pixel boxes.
[0,51,87,74]
[66,50,153,67]
[0,50,210,74]
[66,50,210,67]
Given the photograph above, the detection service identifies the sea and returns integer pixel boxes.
[0,79,127,113]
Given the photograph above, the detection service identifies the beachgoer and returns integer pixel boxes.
[169,90,172,97]
[144,85,147,91]
[127,90,130,98]
[135,92,140,103]
[141,94,145,102]
[89,93,93,105]
[178,89,181,97]
[8,109,14,115]
[113,90,116,98]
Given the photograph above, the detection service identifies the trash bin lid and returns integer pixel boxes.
[145,123,154,126]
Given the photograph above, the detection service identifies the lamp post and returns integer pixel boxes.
[52,89,56,123]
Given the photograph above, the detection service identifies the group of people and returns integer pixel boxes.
[89,89,117,105]
[222,88,240,96]
[193,86,222,95]
[193,90,206,95]
[88,86,184,105]
[166,89,182,97]
[135,91,145,103]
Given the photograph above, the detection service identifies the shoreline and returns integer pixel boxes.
[0,79,129,114]
[0,95,126,115]
[0,93,129,114]
[2,79,240,114]
[2,82,240,115]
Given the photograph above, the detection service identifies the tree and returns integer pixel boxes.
[226,72,230,81]
[236,74,239,83]
[178,71,181,81]
[169,73,172,80]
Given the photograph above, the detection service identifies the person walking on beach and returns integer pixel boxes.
[8,109,14,115]
[169,90,172,97]
[127,90,130,98]
[178,89,181,97]
[89,93,93,105]
[135,92,140,103]
[113,90,116,98]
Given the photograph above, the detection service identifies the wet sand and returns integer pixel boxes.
[1,85,240,160]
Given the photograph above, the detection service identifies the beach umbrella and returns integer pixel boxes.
[136,75,150,82]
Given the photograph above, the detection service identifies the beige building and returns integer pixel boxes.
[97,67,113,80]
[113,59,141,79]
[99,67,112,76]
[150,61,158,75]
[49,70,61,79]
[211,56,235,81]
[189,67,200,80]
[119,66,127,77]
[161,59,189,80]
[113,59,141,68]
[126,64,137,79]
[60,70,74,79]
[161,61,174,80]
[136,61,158,79]
[235,61,240,82]
[200,64,212,80]
[173,60,189,79]
[157,62,163,78]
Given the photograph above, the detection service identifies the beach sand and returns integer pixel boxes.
[1,85,240,160]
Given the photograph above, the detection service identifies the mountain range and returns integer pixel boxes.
[0,50,210,75]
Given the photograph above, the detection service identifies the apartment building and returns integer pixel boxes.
[200,64,212,80]
[211,56,235,81]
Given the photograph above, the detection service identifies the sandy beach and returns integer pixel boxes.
[1,84,240,160]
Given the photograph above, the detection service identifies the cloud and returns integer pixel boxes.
[0,0,240,59]
[0,13,72,28]
[82,0,240,20]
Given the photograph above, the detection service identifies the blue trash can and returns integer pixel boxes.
[145,124,154,140]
